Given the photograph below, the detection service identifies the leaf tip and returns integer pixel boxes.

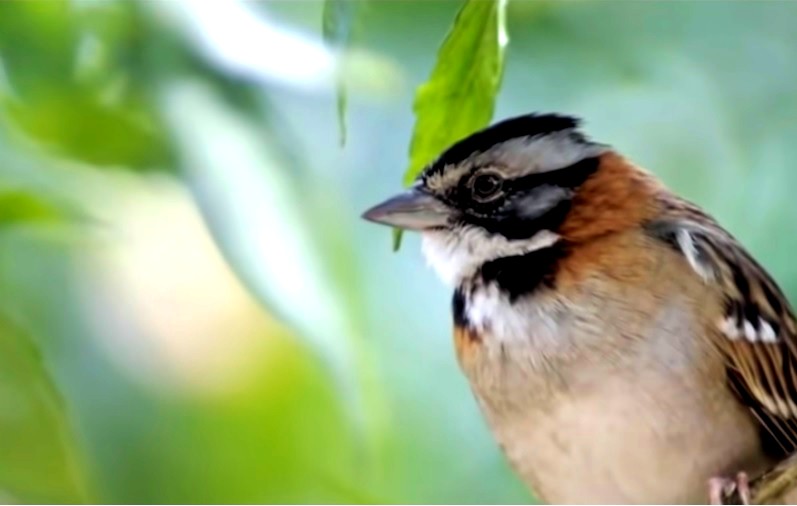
[392,228,403,251]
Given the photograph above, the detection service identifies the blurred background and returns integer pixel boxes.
[1,0,797,503]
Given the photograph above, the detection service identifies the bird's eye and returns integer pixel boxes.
[471,172,503,200]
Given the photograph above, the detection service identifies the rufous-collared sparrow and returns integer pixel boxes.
[363,113,797,504]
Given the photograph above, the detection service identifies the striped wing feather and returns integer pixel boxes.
[648,199,797,457]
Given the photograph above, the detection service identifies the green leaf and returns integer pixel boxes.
[391,227,403,252]
[0,315,87,502]
[395,0,508,249]
[403,0,509,186]
[322,0,362,147]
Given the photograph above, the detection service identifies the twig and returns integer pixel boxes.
[726,454,797,504]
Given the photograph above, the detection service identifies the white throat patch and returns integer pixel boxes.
[421,227,560,286]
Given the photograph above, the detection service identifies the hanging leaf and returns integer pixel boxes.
[404,0,509,184]
[395,0,508,249]
[322,0,362,146]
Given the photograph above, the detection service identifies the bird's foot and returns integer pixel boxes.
[708,471,751,505]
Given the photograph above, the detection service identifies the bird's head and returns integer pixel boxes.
[363,113,650,286]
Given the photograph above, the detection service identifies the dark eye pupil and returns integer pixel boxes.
[473,174,501,197]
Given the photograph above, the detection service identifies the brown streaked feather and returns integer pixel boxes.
[647,196,797,458]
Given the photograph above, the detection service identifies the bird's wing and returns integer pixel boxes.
[647,198,797,458]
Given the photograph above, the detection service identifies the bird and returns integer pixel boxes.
[362,113,797,504]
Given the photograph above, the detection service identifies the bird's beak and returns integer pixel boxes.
[362,189,451,230]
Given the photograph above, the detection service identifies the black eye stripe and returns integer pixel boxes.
[436,155,601,235]
[453,156,598,200]
[458,156,600,239]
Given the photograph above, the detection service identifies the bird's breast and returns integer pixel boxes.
[452,285,767,504]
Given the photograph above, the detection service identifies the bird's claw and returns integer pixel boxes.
[708,471,751,505]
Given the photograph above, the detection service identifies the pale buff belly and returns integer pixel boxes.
[471,369,767,504]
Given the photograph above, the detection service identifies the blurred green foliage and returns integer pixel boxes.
[0,316,86,503]
[0,2,171,170]
[0,0,796,504]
